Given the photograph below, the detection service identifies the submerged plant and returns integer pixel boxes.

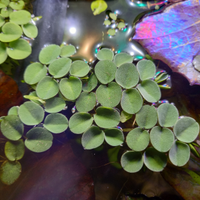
[0,45,199,185]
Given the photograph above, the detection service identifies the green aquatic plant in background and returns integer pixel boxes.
[0,45,199,185]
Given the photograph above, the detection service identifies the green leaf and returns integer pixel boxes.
[155,72,169,83]
[81,126,104,149]
[114,52,133,67]
[150,126,174,152]
[59,76,82,101]
[117,22,125,29]
[75,92,96,112]
[25,91,44,105]
[137,60,156,81]
[0,160,21,185]
[24,62,47,85]
[82,73,98,92]
[0,0,10,8]
[9,0,25,10]
[18,101,44,125]
[173,117,199,143]
[7,38,31,59]
[115,63,139,89]
[44,97,66,113]
[69,112,93,134]
[143,147,167,172]
[36,76,59,100]
[70,60,90,77]
[157,103,179,127]
[1,7,12,18]
[169,141,190,166]
[104,128,124,146]
[9,10,31,25]
[22,23,38,38]
[121,151,143,173]
[189,143,200,158]
[136,105,157,129]
[49,57,71,78]
[39,44,61,64]
[0,41,7,64]
[96,82,122,107]
[0,15,5,27]
[107,28,115,36]
[94,106,120,128]
[121,88,143,114]
[137,80,161,103]
[94,60,117,84]
[96,48,114,61]
[126,127,149,151]
[104,19,111,26]
[43,113,68,134]
[0,115,24,141]
[4,139,25,161]
[109,12,117,20]
[0,22,22,42]
[25,127,53,153]
[183,168,200,185]
[60,44,76,57]
[120,110,132,123]
[7,106,18,116]
[107,146,122,169]
[91,0,107,15]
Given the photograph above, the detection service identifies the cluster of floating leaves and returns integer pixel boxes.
[0,44,199,185]
[0,0,39,64]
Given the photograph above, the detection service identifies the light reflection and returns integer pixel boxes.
[69,27,76,34]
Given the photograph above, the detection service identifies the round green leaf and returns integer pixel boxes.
[1,7,12,18]
[115,63,139,89]
[173,117,199,143]
[104,20,111,26]
[4,139,25,161]
[43,113,68,134]
[0,0,9,8]
[39,44,61,64]
[18,101,44,125]
[126,127,149,151]
[114,52,133,67]
[91,0,107,15]
[136,105,157,129]
[109,12,117,20]
[7,106,18,116]
[0,41,7,64]
[75,92,96,112]
[0,161,21,185]
[24,62,47,85]
[169,141,190,166]
[7,38,31,59]
[137,80,161,103]
[81,126,104,150]
[96,48,114,61]
[69,112,93,134]
[25,127,53,153]
[104,128,124,146]
[9,0,25,10]
[117,22,125,29]
[121,88,143,114]
[0,15,5,27]
[22,23,38,38]
[1,115,23,141]
[36,76,59,100]
[121,151,143,173]
[82,73,98,92]
[94,60,117,84]
[120,110,133,123]
[9,10,31,25]
[143,147,167,172]
[49,57,71,78]
[0,22,22,42]
[44,97,66,113]
[60,44,76,57]
[157,103,179,127]
[59,77,82,101]
[70,60,90,77]
[94,106,120,128]
[107,28,115,36]
[137,60,156,81]
[150,126,174,152]
[96,82,122,107]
